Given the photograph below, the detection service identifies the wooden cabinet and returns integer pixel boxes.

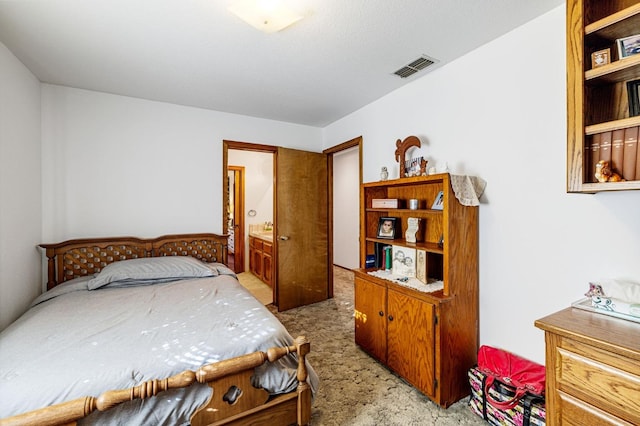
[567,0,640,192]
[248,236,272,287]
[354,276,387,363]
[535,307,640,425]
[354,173,478,408]
[262,240,272,286]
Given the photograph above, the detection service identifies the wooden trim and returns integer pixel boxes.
[323,136,363,298]
[322,135,362,154]
[224,140,278,153]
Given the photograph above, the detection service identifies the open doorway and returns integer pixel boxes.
[324,136,362,273]
[226,146,275,306]
[222,140,331,311]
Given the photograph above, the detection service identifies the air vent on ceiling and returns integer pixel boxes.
[393,55,438,78]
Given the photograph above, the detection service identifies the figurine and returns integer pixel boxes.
[380,166,389,181]
[405,217,420,243]
[595,160,624,182]
[420,158,428,176]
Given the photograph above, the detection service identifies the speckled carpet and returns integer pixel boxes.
[270,266,486,426]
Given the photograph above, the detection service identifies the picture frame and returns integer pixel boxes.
[416,249,427,283]
[617,34,640,59]
[377,217,399,239]
[431,191,444,210]
[591,48,610,68]
[627,79,640,117]
[392,245,416,278]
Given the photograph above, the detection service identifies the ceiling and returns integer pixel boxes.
[0,0,564,127]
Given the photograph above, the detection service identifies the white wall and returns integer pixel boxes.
[0,42,42,329]
[228,149,274,271]
[323,6,640,363]
[41,85,322,242]
[332,146,360,269]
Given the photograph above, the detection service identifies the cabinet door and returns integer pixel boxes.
[262,251,273,286]
[354,276,387,363]
[387,289,435,397]
[249,238,256,273]
[252,248,262,277]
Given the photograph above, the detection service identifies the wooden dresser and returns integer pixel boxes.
[535,307,640,425]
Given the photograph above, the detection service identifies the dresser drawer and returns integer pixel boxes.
[262,241,272,255]
[558,391,635,426]
[557,339,640,424]
[251,238,263,251]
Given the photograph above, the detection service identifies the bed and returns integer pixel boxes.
[0,233,317,425]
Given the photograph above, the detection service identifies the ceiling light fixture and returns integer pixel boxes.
[228,0,303,34]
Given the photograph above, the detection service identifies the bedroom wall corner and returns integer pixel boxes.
[0,42,42,330]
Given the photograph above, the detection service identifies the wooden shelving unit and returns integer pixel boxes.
[567,0,640,192]
[353,174,478,408]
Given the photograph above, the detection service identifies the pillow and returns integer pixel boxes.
[30,275,93,307]
[88,256,215,290]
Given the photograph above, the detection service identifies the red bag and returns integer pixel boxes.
[477,345,546,411]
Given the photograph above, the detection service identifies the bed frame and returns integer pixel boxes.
[1,233,312,426]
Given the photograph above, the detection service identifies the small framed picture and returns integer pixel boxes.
[627,79,640,117]
[392,245,416,278]
[617,34,640,59]
[591,48,610,68]
[416,249,427,283]
[431,191,444,210]
[377,217,399,239]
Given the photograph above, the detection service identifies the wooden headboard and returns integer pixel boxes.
[39,233,228,290]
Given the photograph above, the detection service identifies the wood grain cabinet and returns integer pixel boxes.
[249,236,272,287]
[566,0,640,192]
[535,307,640,425]
[354,174,479,408]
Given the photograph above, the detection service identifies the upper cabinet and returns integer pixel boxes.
[567,0,640,192]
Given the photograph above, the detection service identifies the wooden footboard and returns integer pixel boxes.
[0,337,311,426]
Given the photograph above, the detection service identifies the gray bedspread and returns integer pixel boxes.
[0,265,318,425]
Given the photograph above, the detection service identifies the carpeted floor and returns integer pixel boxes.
[266,266,486,426]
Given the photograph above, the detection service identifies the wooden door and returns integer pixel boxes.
[354,275,387,362]
[387,289,436,397]
[275,147,329,310]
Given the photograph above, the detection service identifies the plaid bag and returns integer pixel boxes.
[468,367,546,426]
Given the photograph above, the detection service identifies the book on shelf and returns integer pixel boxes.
[628,79,640,117]
[622,126,638,180]
[611,129,625,175]
[374,242,392,269]
[599,131,612,164]
[589,133,601,182]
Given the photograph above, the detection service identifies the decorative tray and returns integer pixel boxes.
[572,297,640,324]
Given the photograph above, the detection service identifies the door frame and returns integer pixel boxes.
[323,136,363,285]
[227,166,245,273]
[222,140,277,281]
